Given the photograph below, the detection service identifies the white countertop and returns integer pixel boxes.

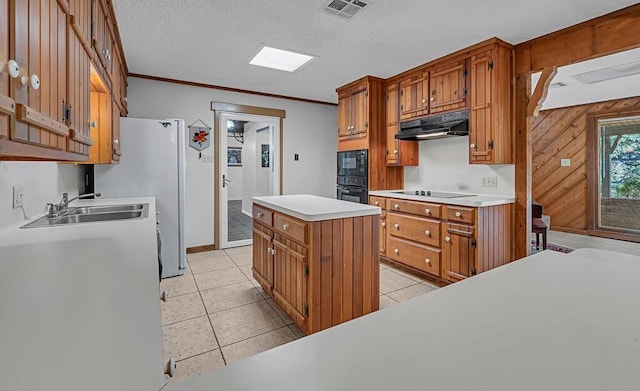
[167,248,640,391]
[253,194,380,221]
[369,189,515,207]
[0,197,166,391]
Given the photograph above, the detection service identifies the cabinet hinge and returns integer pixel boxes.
[304,265,309,277]
[400,90,403,97]
[91,21,95,39]
[463,88,468,97]
[386,93,389,101]
[463,69,468,77]
[365,91,369,98]
[471,267,477,276]
[365,121,368,128]
[488,140,494,150]
[488,61,494,70]
[303,304,309,317]
[471,239,477,248]
[61,101,72,124]
[400,104,403,111]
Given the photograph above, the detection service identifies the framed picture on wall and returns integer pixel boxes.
[228,147,242,166]
[261,144,270,168]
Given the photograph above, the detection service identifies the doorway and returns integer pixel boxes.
[217,112,281,248]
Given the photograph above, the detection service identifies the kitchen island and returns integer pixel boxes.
[251,194,381,335]
[0,197,165,391]
[167,247,640,390]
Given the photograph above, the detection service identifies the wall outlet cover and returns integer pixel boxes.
[481,177,498,187]
[561,158,571,167]
[12,186,24,208]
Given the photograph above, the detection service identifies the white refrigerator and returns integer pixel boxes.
[94,118,187,278]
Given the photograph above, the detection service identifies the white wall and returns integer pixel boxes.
[0,162,80,230]
[404,137,515,196]
[242,122,274,214]
[127,77,337,248]
[227,135,244,201]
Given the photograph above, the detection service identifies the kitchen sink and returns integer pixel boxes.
[21,203,149,228]
[67,204,145,215]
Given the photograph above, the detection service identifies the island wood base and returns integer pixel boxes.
[252,204,379,335]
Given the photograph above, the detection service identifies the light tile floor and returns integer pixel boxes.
[160,245,440,383]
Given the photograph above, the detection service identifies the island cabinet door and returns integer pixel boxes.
[252,222,274,294]
[272,235,308,331]
[443,223,476,282]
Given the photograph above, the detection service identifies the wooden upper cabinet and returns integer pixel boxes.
[69,0,92,47]
[400,70,429,120]
[0,0,10,139]
[386,83,418,167]
[4,0,75,158]
[66,21,92,157]
[429,59,467,114]
[469,44,513,164]
[337,83,368,141]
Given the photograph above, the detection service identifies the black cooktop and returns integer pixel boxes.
[394,190,476,199]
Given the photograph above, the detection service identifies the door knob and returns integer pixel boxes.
[257,212,262,218]
[470,143,476,149]
[424,258,431,264]
[424,230,430,236]
[394,223,399,229]
[424,208,430,214]
[282,224,289,231]
[381,222,386,227]
[394,248,399,254]
[394,204,400,209]
[445,236,451,242]
[374,201,379,206]
[455,212,462,217]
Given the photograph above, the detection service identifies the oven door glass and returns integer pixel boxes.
[337,150,367,177]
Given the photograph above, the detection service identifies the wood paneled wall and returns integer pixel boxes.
[532,96,640,233]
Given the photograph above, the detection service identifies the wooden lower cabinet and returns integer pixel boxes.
[252,204,379,335]
[371,196,513,283]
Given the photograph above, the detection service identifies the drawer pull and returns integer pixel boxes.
[445,236,451,242]
[374,201,379,206]
[394,223,399,229]
[257,212,263,218]
[381,222,386,227]
[424,258,431,264]
[282,224,289,231]
[455,211,462,217]
[424,230,430,236]
[424,208,430,214]
[394,248,399,254]
[394,204,400,209]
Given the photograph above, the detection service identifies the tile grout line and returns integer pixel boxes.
[191,267,227,366]
[217,324,295,350]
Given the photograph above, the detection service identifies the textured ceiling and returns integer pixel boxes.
[112,0,638,103]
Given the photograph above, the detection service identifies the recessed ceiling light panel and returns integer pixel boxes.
[249,45,314,72]
[572,61,640,84]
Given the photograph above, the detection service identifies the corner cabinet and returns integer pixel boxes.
[385,83,418,166]
[252,203,379,335]
[469,43,513,164]
[0,0,127,162]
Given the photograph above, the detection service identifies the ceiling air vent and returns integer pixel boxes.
[549,82,568,89]
[323,0,369,20]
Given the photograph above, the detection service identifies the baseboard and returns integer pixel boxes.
[186,244,215,254]
[241,209,252,218]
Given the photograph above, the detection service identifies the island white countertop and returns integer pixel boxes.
[167,248,640,391]
[369,189,515,207]
[0,197,166,391]
[253,194,380,221]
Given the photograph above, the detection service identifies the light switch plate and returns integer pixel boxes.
[200,154,214,163]
[561,158,571,167]
[12,186,24,208]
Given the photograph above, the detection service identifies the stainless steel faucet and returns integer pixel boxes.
[46,192,101,218]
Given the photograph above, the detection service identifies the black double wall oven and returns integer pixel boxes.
[337,149,368,204]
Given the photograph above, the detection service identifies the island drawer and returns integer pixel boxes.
[369,196,386,208]
[253,205,273,226]
[387,236,441,276]
[445,205,475,224]
[274,213,308,244]
[387,212,440,248]
[387,199,442,219]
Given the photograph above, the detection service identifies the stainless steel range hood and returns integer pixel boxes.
[396,109,469,141]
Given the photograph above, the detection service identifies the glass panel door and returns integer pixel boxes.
[598,115,640,232]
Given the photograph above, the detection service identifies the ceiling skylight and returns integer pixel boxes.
[249,45,314,72]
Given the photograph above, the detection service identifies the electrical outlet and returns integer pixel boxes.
[12,186,24,208]
[481,177,498,187]
[561,158,571,167]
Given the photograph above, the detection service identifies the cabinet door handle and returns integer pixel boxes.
[421,98,426,104]
[430,97,435,102]
[470,143,476,149]
[445,236,451,242]
[424,208,430,214]
[381,222,386,227]
[424,258,431,264]
[455,212,462,217]
[374,201,379,206]
[257,212,262,218]
[424,230,430,236]
[394,248,399,254]
[393,150,398,154]
[393,223,399,229]
[282,224,288,231]
[394,204,400,209]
